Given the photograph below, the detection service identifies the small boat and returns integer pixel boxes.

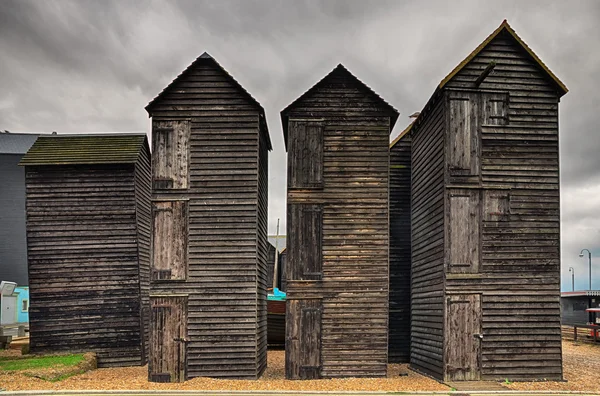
[267,288,286,347]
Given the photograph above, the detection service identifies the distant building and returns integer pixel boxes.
[561,291,600,325]
[0,132,39,286]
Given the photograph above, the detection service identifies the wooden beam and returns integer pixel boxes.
[475,61,496,87]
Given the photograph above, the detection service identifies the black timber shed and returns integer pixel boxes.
[388,122,413,364]
[145,52,272,381]
[281,64,399,379]
[408,20,568,381]
[19,134,151,367]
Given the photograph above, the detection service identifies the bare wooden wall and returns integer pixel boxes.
[25,163,149,367]
[388,134,411,363]
[283,65,397,378]
[410,97,447,378]
[147,54,269,380]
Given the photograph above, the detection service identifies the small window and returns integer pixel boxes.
[482,93,508,126]
[22,299,29,312]
[484,190,510,221]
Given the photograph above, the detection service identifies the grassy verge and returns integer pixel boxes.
[0,354,84,371]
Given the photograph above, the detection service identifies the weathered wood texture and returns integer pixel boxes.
[411,26,564,381]
[278,249,287,292]
[22,136,151,367]
[388,133,411,363]
[147,53,270,380]
[149,295,187,382]
[282,65,398,379]
[410,97,446,379]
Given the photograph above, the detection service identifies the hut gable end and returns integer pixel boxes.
[146,52,272,150]
[281,64,399,149]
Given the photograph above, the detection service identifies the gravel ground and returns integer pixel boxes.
[2,341,598,392]
[0,350,448,392]
[507,341,600,393]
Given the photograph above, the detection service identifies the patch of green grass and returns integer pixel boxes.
[0,354,84,371]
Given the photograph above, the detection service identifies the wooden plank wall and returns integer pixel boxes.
[134,146,152,362]
[25,164,148,367]
[442,30,562,381]
[149,58,267,379]
[410,97,446,378]
[256,125,269,375]
[388,134,411,363]
[285,68,392,378]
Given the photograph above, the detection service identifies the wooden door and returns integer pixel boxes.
[149,296,188,383]
[152,120,191,190]
[151,200,188,281]
[448,93,479,176]
[445,294,482,381]
[448,190,480,273]
[286,299,322,379]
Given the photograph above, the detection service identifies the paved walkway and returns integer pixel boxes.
[1,391,598,396]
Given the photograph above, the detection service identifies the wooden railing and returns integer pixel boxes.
[561,324,600,343]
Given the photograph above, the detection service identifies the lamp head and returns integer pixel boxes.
[579,254,584,257]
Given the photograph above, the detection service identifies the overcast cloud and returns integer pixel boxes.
[1,0,599,291]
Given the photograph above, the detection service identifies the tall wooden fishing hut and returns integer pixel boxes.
[281,64,399,379]
[19,134,151,367]
[388,123,412,363]
[409,20,567,381]
[146,52,272,382]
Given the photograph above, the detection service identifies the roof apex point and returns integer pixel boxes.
[199,52,212,59]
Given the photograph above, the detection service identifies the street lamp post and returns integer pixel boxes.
[579,249,593,291]
[569,267,575,291]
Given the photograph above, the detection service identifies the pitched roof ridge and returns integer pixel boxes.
[145,53,272,151]
[439,20,568,96]
[390,120,414,148]
[281,63,399,120]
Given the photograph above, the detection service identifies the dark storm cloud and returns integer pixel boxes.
[2,0,600,290]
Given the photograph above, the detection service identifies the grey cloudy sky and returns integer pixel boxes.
[1,0,599,291]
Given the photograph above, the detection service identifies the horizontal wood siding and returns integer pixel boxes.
[285,68,392,378]
[410,97,446,378]
[443,30,562,380]
[134,146,152,363]
[150,58,265,379]
[25,165,146,367]
[256,125,269,376]
[389,135,411,363]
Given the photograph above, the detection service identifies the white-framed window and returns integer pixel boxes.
[22,299,29,312]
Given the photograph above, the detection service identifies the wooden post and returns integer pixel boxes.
[474,61,496,87]
[574,326,578,341]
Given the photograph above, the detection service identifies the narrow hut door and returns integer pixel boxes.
[448,190,480,273]
[149,296,188,383]
[445,294,482,381]
[286,299,322,379]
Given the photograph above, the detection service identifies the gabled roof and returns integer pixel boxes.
[0,133,40,154]
[145,52,272,150]
[390,121,414,148]
[19,134,149,166]
[280,64,400,147]
[440,19,568,96]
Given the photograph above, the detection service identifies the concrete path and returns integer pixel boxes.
[1,391,598,396]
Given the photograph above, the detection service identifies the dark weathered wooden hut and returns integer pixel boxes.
[19,134,151,367]
[409,20,567,381]
[146,52,272,381]
[281,64,399,379]
[388,123,412,363]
